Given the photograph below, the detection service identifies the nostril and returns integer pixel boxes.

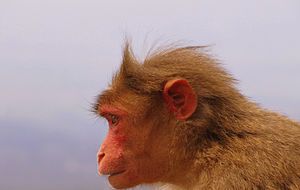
[97,152,105,163]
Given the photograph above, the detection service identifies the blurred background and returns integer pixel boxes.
[0,0,299,189]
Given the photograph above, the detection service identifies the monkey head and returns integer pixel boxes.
[95,79,197,188]
[93,44,202,189]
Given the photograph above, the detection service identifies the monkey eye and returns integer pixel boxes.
[106,114,120,127]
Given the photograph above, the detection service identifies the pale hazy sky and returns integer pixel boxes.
[0,1,299,190]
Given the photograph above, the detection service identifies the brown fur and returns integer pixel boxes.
[95,42,300,189]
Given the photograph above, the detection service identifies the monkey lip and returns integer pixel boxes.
[100,170,126,177]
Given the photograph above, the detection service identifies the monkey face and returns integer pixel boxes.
[96,104,171,189]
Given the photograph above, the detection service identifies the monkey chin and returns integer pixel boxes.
[108,170,139,189]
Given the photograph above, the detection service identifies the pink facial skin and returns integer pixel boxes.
[97,104,149,188]
[97,105,128,177]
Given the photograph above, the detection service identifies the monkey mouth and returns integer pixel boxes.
[109,170,126,177]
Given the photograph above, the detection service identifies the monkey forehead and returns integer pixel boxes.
[99,104,128,116]
[96,86,124,104]
[95,86,147,114]
[97,85,144,102]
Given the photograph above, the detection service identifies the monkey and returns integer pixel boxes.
[93,42,300,190]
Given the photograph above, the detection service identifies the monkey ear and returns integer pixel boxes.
[163,79,197,121]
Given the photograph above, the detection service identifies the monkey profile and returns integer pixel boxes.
[93,42,300,190]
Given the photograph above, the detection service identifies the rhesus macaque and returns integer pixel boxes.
[93,42,300,190]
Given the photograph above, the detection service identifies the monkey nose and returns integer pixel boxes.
[97,152,105,164]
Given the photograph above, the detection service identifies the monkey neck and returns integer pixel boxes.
[203,91,259,135]
[167,95,261,188]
